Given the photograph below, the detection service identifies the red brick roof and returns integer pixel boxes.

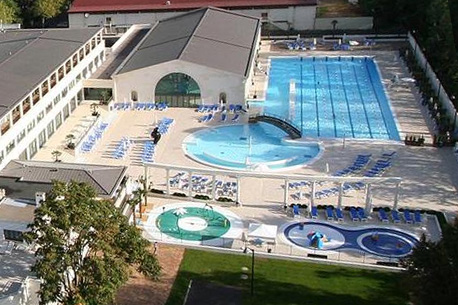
[68,0,317,13]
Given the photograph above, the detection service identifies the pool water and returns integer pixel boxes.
[264,56,400,140]
[183,122,321,171]
[284,221,418,258]
[156,207,231,241]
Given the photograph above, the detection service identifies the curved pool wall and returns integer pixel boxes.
[265,56,401,140]
[183,122,322,171]
[283,221,419,258]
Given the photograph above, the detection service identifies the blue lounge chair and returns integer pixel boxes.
[404,210,413,224]
[378,209,389,223]
[391,210,401,223]
[326,206,334,221]
[207,113,214,122]
[311,206,318,219]
[414,210,422,224]
[197,105,205,112]
[229,104,235,113]
[335,208,344,222]
[357,207,367,222]
[232,114,240,122]
[293,205,300,218]
[350,207,359,222]
[220,113,227,122]
[198,115,208,123]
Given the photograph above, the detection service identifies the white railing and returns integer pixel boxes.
[407,32,457,129]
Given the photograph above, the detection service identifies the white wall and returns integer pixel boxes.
[314,17,373,30]
[0,35,105,171]
[113,60,246,105]
[69,6,317,30]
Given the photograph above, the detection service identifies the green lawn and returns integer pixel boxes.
[166,249,409,305]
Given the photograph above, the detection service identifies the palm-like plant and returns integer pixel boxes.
[51,150,62,162]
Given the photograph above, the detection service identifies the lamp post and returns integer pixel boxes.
[243,247,255,297]
[331,20,338,39]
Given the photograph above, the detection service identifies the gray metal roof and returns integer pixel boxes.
[0,160,127,198]
[0,28,101,118]
[117,7,260,76]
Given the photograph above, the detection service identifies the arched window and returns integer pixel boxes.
[131,91,138,102]
[155,73,201,108]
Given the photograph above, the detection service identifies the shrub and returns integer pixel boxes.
[194,194,210,200]
[216,197,234,202]
[150,188,165,194]
[172,192,187,197]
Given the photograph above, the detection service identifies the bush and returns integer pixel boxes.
[150,188,165,194]
[216,197,234,202]
[194,194,210,200]
[172,192,187,197]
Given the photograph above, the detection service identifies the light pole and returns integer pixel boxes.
[243,247,255,297]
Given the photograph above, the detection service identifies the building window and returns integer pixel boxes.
[58,66,65,81]
[38,130,46,148]
[70,98,77,112]
[1,116,11,135]
[63,104,70,119]
[41,80,49,96]
[79,48,84,61]
[131,91,138,102]
[47,121,55,137]
[62,87,68,98]
[50,73,57,88]
[22,97,31,114]
[6,140,15,154]
[37,111,45,123]
[12,105,21,124]
[27,120,35,132]
[46,102,53,114]
[28,140,38,158]
[17,129,26,143]
[76,73,82,82]
[55,113,62,128]
[54,95,61,106]
[261,12,268,19]
[65,60,72,74]
[0,150,4,164]
[32,88,40,105]
[72,54,78,67]
[105,17,112,25]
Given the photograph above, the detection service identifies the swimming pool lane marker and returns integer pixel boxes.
[351,63,373,138]
[339,62,355,137]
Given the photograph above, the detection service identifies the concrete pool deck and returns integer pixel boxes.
[31,41,457,264]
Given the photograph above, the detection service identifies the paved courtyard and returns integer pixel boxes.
[32,41,458,263]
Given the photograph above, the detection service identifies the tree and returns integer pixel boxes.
[25,181,161,305]
[0,0,20,23]
[33,0,66,27]
[51,150,62,162]
[401,219,458,305]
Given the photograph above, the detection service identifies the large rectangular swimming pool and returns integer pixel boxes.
[264,56,400,140]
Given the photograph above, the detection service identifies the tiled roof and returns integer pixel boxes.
[116,7,260,77]
[0,160,127,198]
[69,0,317,13]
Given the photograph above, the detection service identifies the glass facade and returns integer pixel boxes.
[155,73,201,108]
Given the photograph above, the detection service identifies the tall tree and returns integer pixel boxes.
[401,219,458,305]
[449,0,458,53]
[0,0,20,24]
[25,181,161,305]
[33,0,65,26]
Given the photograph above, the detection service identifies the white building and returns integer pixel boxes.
[0,28,105,171]
[112,7,261,106]
[68,0,317,31]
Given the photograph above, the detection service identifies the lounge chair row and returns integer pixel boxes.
[378,209,422,224]
[114,102,168,111]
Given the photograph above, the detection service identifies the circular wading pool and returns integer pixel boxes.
[283,221,418,258]
[156,207,231,241]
